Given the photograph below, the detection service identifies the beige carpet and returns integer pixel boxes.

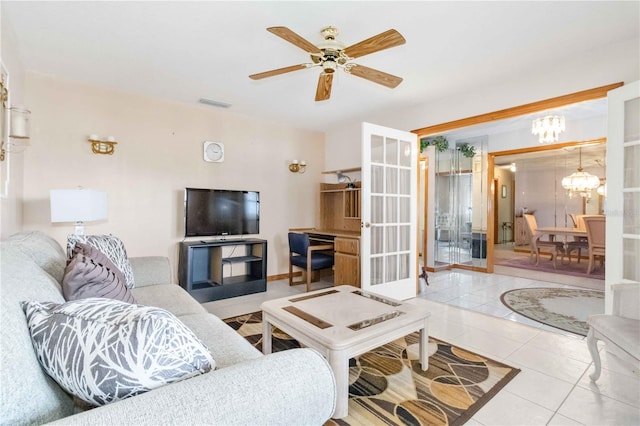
[224,311,520,426]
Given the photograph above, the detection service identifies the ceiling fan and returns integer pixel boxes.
[249,26,406,101]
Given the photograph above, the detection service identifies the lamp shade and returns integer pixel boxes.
[50,189,107,223]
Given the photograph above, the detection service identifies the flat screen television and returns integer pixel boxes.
[184,188,260,237]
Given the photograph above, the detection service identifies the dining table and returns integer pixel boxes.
[534,226,588,262]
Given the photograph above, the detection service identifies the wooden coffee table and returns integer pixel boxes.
[260,285,431,419]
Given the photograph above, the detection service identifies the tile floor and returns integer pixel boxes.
[203,271,640,426]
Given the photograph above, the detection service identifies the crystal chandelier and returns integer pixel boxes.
[532,115,565,143]
[561,147,601,198]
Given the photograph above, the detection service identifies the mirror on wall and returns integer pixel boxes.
[432,136,488,269]
[494,142,606,254]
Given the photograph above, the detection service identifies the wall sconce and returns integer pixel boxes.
[88,134,118,155]
[289,160,306,174]
[0,104,31,162]
[9,106,31,139]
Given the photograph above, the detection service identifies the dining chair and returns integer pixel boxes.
[523,214,565,268]
[584,216,606,274]
[566,214,589,263]
[288,232,335,292]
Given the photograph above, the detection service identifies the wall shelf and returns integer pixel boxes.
[321,167,361,175]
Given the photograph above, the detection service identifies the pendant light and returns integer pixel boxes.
[561,147,600,198]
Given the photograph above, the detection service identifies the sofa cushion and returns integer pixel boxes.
[4,231,67,284]
[21,298,215,407]
[67,234,135,289]
[0,244,74,425]
[132,284,206,316]
[178,313,262,369]
[62,248,136,303]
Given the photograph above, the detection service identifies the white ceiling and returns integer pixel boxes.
[2,1,639,132]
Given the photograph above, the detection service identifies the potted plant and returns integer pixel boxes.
[419,135,449,153]
[459,143,476,158]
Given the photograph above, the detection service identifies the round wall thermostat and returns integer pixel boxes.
[203,141,224,162]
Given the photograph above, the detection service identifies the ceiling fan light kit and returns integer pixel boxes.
[249,26,406,101]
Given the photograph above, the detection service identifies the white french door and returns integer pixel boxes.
[606,81,640,313]
[360,122,418,300]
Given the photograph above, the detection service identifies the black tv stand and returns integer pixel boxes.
[178,239,267,302]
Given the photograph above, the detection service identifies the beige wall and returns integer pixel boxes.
[21,72,324,279]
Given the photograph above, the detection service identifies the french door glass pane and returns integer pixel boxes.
[371,195,383,223]
[385,138,398,165]
[399,141,412,167]
[385,255,398,282]
[624,98,640,141]
[371,135,384,163]
[386,167,398,195]
[386,196,398,222]
[399,169,411,195]
[623,192,640,234]
[372,165,384,193]
[399,253,410,279]
[399,225,410,250]
[623,145,639,188]
[399,197,410,222]
[371,257,383,285]
[623,238,640,281]
[371,226,384,255]
[385,225,397,252]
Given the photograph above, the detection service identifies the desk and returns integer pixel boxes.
[305,229,361,287]
[535,227,588,261]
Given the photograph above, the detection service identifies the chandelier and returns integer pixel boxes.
[532,115,565,143]
[561,147,601,198]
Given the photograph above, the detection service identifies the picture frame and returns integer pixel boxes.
[501,185,507,198]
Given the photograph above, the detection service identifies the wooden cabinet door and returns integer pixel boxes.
[335,253,360,287]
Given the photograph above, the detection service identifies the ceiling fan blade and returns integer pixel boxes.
[343,29,406,59]
[249,64,308,80]
[348,64,403,89]
[315,73,333,101]
[267,27,322,54]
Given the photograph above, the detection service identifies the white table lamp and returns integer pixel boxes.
[50,189,108,235]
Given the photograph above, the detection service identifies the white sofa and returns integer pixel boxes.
[0,231,336,425]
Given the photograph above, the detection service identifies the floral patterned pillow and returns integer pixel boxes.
[21,298,214,406]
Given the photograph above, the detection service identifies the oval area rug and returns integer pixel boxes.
[500,288,604,336]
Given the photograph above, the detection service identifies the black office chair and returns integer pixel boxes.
[288,232,334,292]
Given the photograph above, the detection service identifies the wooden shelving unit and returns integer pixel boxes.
[320,182,361,232]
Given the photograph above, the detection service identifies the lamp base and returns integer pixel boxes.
[74,222,85,236]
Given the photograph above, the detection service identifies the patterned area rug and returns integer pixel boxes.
[224,311,520,426]
[501,287,604,336]
[495,255,604,280]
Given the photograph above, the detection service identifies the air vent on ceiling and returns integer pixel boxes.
[198,98,231,109]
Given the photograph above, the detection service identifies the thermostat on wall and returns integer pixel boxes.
[203,141,224,163]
